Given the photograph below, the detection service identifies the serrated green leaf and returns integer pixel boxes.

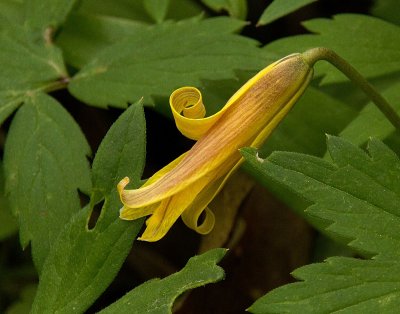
[242,136,400,260]
[99,248,227,314]
[91,100,146,203]
[339,81,400,147]
[246,136,400,312]
[143,0,170,23]
[371,0,400,25]
[68,16,265,108]
[3,93,91,272]
[263,14,400,84]
[31,100,146,314]
[257,0,316,26]
[201,0,247,19]
[248,257,400,313]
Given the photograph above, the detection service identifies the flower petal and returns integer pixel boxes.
[118,153,187,211]
[170,87,226,140]
[250,66,314,148]
[181,156,243,233]
[182,206,215,235]
[138,175,211,241]
[119,54,313,213]
[119,203,157,220]
[169,57,283,141]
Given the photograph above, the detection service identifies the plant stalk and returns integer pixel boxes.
[302,47,400,131]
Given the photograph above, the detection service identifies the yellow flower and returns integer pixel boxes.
[118,53,313,242]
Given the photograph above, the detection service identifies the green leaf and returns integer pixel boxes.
[339,81,400,147]
[31,101,146,314]
[24,0,79,33]
[0,31,66,122]
[263,14,400,84]
[143,0,170,23]
[371,0,400,25]
[56,13,146,69]
[99,248,227,313]
[78,0,203,23]
[201,0,247,19]
[165,0,205,21]
[91,100,146,202]
[248,257,400,313]
[78,0,154,23]
[0,0,24,25]
[3,93,91,272]
[31,195,143,314]
[242,136,400,259]
[0,5,67,126]
[257,0,317,26]
[68,16,265,108]
[245,137,400,312]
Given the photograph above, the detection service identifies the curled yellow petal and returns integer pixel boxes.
[170,87,226,140]
[182,206,215,235]
[118,52,314,242]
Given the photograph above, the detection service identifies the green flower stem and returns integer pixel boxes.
[302,47,400,131]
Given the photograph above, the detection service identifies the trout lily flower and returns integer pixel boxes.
[118,53,313,242]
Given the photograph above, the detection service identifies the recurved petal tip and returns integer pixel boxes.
[182,206,215,235]
[117,177,130,195]
[119,204,156,221]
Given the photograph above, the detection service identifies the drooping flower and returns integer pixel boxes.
[118,53,314,242]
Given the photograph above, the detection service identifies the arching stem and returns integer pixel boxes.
[302,47,400,131]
